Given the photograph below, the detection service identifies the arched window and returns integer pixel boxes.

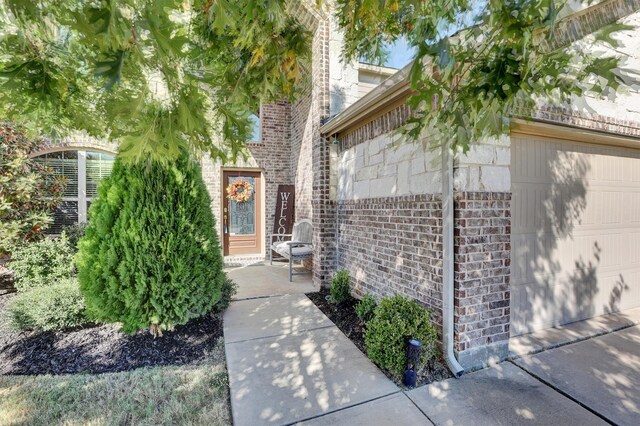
[34,150,115,234]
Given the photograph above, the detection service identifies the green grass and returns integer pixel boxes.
[0,340,231,426]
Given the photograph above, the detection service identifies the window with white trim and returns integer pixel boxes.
[248,112,261,143]
[34,150,115,234]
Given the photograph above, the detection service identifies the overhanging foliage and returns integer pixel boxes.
[335,0,637,151]
[0,0,636,160]
[0,0,311,162]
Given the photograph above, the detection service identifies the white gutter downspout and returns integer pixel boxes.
[442,144,465,377]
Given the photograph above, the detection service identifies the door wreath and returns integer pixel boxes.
[226,178,254,203]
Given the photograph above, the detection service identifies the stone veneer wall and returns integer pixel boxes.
[332,101,515,369]
[334,118,514,365]
[34,133,118,155]
[336,195,444,328]
[338,131,442,200]
[453,192,512,365]
[328,12,360,116]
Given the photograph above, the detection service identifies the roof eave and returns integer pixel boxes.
[320,62,413,137]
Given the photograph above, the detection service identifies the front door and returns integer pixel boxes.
[223,171,262,255]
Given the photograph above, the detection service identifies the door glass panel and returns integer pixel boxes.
[229,176,256,235]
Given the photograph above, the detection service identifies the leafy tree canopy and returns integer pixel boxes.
[0,0,636,160]
[335,0,636,150]
[0,0,311,162]
[0,123,66,254]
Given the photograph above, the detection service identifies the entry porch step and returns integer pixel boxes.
[223,254,266,268]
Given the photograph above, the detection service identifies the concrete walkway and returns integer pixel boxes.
[224,278,640,425]
[226,262,317,300]
[224,293,416,425]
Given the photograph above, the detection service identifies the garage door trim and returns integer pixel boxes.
[512,119,640,149]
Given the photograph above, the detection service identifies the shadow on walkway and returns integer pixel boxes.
[226,262,317,300]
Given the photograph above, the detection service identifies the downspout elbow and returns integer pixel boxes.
[442,144,464,378]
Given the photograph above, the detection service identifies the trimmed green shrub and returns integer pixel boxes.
[8,235,75,291]
[77,152,225,335]
[330,269,351,304]
[9,278,89,331]
[355,293,377,323]
[214,273,238,313]
[364,295,438,379]
[62,223,88,253]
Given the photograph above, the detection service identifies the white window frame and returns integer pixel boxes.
[248,106,262,143]
[35,149,115,230]
[78,150,88,223]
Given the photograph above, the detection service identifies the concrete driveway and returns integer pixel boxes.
[408,324,640,425]
[513,324,640,425]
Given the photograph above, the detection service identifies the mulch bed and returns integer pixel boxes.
[307,290,366,353]
[307,288,453,388]
[0,292,223,376]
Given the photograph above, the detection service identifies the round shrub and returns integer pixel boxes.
[364,295,438,379]
[77,152,225,335]
[8,235,75,291]
[355,293,377,323]
[330,269,351,304]
[9,278,89,331]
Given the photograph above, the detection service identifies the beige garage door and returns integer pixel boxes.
[511,133,640,336]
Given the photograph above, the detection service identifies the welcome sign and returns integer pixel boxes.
[272,185,295,242]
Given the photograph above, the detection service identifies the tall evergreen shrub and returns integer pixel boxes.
[77,152,224,334]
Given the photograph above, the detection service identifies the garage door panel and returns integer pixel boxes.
[511,134,640,336]
[511,270,637,335]
[512,184,551,233]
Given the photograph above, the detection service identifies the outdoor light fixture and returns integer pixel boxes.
[403,339,422,387]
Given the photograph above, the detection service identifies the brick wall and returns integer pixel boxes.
[336,194,444,327]
[543,0,640,50]
[453,192,511,354]
[339,104,412,151]
[250,102,293,255]
[334,190,511,359]
[524,104,640,138]
[290,74,314,221]
[310,17,335,286]
[201,101,292,255]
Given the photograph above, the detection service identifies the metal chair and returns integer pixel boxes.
[269,219,312,281]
